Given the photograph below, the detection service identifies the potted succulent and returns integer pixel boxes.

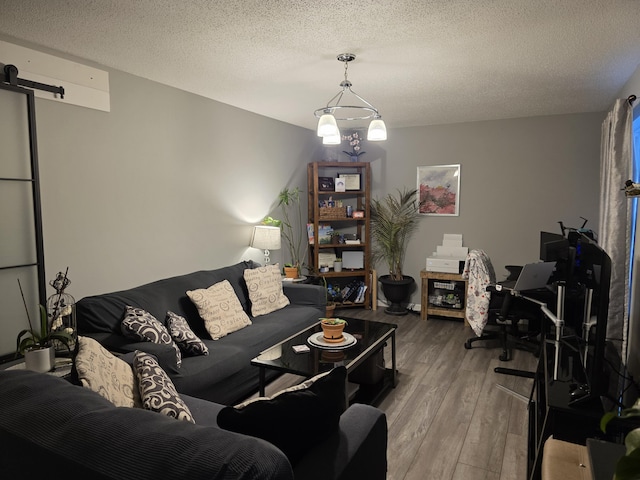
[16,303,73,373]
[370,188,423,315]
[276,187,308,278]
[320,318,347,342]
[333,257,343,272]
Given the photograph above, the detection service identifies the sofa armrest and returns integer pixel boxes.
[283,283,326,308]
[293,403,387,480]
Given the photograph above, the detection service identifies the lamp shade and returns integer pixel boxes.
[322,132,342,145]
[250,225,281,250]
[317,113,339,137]
[367,117,387,141]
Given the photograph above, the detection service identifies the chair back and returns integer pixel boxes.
[463,250,496,336]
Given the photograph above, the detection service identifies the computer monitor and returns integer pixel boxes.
[540,231,570,262]
[539,231,612,402]
[572,233,612,400]
[540,231,574,284]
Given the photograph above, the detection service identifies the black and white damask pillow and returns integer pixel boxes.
[121,306,182,367]
[165,311,209,357]
[133,350,194,423]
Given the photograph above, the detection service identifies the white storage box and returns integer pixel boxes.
[426,257,462,273]
[436,245,468,258]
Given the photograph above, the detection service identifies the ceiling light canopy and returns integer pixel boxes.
[314,53,387,142]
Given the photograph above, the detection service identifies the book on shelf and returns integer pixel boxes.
[355,285,368,303]
[341,280,364,303]
[307,224,333,245]
[307,223,314,244]
[318,225,333,244]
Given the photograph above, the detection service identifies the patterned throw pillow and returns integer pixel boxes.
[243,265,290,317]
[186,280,252,340]
[133,350,194,423]
[74,336,141,408]
[165,311,209,356]
[121,306,182,367]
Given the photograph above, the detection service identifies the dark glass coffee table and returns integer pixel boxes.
[251,317,397,405]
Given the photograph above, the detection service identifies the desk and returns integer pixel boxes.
[420,270,467,324]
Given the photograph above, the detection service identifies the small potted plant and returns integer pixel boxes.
[320,318,348,342]
[333,257,343,272]
[16,304,73,373]
[283,263,299,279]
[331,231,343,244]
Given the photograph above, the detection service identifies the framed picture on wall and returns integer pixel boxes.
[417,164,460,216]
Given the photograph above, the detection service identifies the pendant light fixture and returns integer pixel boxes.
[314,53,387,141]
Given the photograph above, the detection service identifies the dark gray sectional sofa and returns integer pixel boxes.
[76,260,325,404]
[0,369,388,480]
[1,261,389,478]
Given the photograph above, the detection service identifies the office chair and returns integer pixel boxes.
[463,252,541,362]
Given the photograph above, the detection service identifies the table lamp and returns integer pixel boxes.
[250,225,281,266]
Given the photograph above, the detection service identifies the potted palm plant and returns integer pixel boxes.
[277,187,308,278]
[370,188,422,315]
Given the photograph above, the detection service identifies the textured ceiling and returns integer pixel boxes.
[0,0,639,130]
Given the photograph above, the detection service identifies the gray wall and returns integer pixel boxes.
[352,113,604,308]
[32,68,315,300]
[3,49,604,312]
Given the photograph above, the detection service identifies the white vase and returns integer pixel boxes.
[333,261,343,272]
[24,346,55,373]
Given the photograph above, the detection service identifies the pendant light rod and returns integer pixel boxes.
[313,53,381,121]
[314,53,387,141]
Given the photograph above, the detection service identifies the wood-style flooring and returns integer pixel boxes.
[262,307,536,480]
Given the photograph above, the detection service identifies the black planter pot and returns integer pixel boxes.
[379,275,415,316]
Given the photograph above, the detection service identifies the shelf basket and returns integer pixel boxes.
[319,206,346,220]
[433,281,456,290]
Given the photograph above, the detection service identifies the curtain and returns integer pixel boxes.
[599,98,633,356]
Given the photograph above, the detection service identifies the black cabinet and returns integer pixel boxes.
[527,341,611,480]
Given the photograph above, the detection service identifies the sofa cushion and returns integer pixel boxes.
[166,311,209,356]
[243,265,290,317]
[217,366,347,464]
[74,336,141,408]
[187,280,252,340]
[121,306,182,367]
[133,351,194,423]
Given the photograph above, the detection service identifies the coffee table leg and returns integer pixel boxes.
[259,367,266,397]
[391,331,397,387]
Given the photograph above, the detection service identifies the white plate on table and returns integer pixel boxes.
[307,332,357,350]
